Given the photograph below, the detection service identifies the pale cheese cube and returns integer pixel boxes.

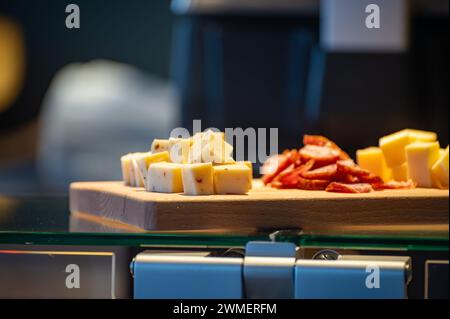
[201,138,234,164]
[193,130,225,144]
[189,140,203,163]
[380,129,438,168]
[190,130,233,164]
[128,157,137,186]
[120,154,133,186]
[392,162,409,182]
[151,139,170,153]
[135,151,170,188]
[405,142,440,188]
[356,147,392,182]
[181,163,214,195]
[130,152,148,187]
[431,146,449,189]
[169,138,192,163]
[213,164,252,194]
[146,162,184,193]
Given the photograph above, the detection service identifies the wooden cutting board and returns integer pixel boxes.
[69,180,449,232]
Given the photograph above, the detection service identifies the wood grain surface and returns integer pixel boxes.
[69,180,449,232]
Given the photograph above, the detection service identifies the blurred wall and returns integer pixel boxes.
[0,0,173,133]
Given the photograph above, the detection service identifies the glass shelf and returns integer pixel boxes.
[0,194,448,251]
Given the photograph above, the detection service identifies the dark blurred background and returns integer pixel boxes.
[0,0,448,194]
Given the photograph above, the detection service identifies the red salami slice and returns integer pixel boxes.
[303,135,350,160]
[262,154,290,185]
[333,172,360,183]
[358,173,384,184]
[299,145,340,165]
[326,182,374,193]
[297,177,330,190]
[336,159,372,177]
[372,180,416,190]
[301,164,338,180]
[278,160,315,188]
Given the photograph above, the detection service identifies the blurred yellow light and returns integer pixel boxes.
[0,17,26,113]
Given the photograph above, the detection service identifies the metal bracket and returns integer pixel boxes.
[130,242,412,299]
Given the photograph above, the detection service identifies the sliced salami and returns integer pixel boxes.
[262,154,290,185]
[372,180,416,190]
[299,145,340,165]
[303,135,350,160]
[301,164,338,180]
[326,182,374,193]
[336,159,372,177]
[297,177,330,190]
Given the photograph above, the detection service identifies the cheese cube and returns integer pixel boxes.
[379,129,437,168]
[403,129,437,142]
[242,161,253,175]
[120,154,133,186]
[151,139,170,153]
[216,161,253,175]
[169,138,192,164]
[201,140,234,164]
[128,156,137,186]
[405,142,440,188]
[135,151,170,188]
[431,146,449,189]
[146,162,184,193]
[131,152,148,187]
[356,147,392,181]
[392,162,409,182]
[193,130,225,144]
[213,164,252,194]
[190,131,234,164]
[181,163,214,195]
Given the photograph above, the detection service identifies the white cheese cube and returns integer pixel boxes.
[169,138,192,163]
[135,151,170,188]
[181,163,214,195]
[213,164,252,194]
[405,141,440,188]
[131,154,146,187]
[146,162,184,193]
[151,139,170,153]
[201,138,234,164]
[128,157,137,186]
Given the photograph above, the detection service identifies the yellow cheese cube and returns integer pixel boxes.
[182,163,214,195]
[241,161,253,176]
[431,146,449,189]
[405,142,440,188]
[135,151,170,187]
[379,129,437,168]
[379,130,411,167]
[151,139,170,153]
[392,162,409,182]
[356,147,392,181]
[213,164,252,194]
[146,162,183,193]
[403,129,437,142]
